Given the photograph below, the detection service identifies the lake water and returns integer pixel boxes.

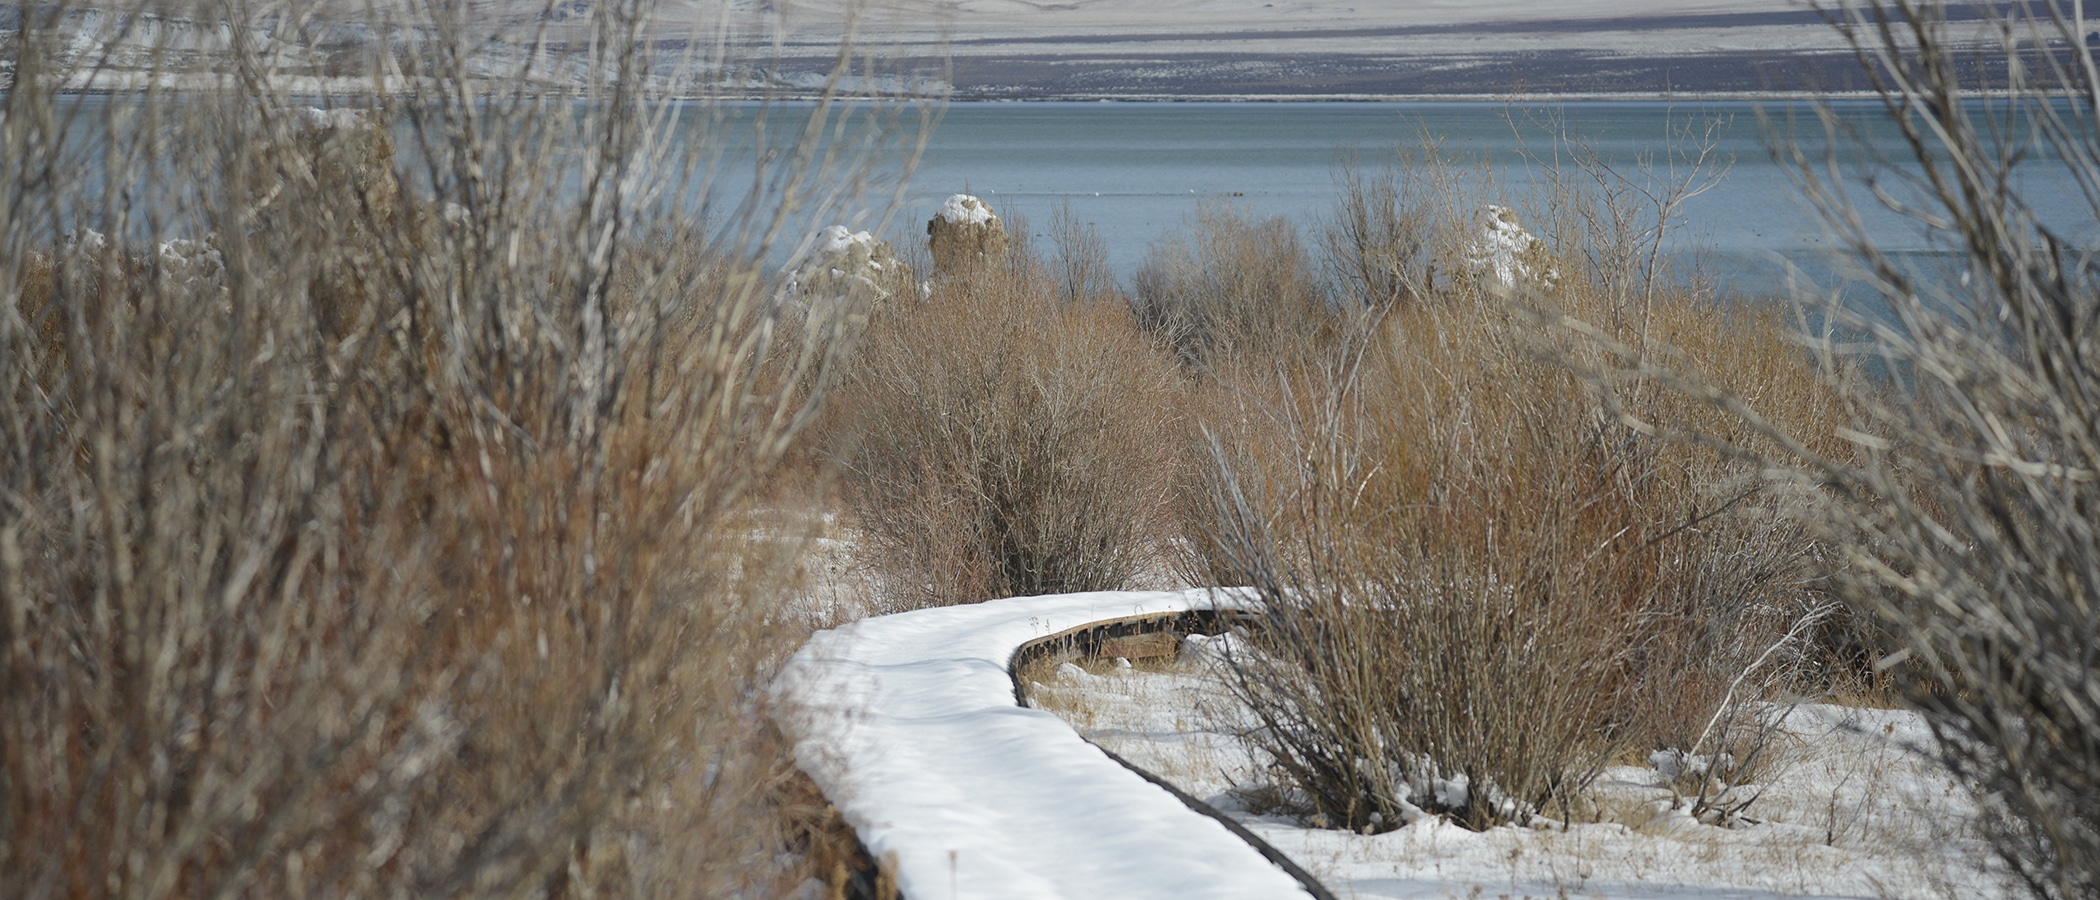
[874,100,2100,300]
[45,96,2099,301]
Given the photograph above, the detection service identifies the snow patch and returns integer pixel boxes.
[815,224,878,257]
[787,225,897,303]
[1179,630,1246,666]
[156,237,224,286]
[300,106,366,129]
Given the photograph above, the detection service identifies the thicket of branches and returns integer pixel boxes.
[1192,157,1843,830]
[835,233,1184,610]
[0,1,916,896]
[1548,2,2100,894]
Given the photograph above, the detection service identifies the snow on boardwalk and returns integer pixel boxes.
[772,588,1315,899]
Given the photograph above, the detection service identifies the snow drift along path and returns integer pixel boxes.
[771,588,1316,899]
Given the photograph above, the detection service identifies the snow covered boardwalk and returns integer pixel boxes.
[772,588,1319,899]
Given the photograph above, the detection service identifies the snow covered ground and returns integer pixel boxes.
[1028,652,2015,899]
[773,573,2013,898]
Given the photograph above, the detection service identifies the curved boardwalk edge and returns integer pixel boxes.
[1007,615,1340,900]
[770,589,1321,900]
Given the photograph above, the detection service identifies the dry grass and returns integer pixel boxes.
[0,4,918,896]
[773,760,902,900]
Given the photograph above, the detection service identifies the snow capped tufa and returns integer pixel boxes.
[789,224,898,304]
[1465,204,1558,290]
[936,193,996,226]
[927,193,1009,275]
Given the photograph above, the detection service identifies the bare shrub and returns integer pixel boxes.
[1524,108,1734,345]
[1191,140,1841,831]
[0,3,918,896]
[1131,200,1334,367]
[836,244,1183,610]
[1048,200,1123,306]
[1319,140,1582,310]
[1320,149,1455,308]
